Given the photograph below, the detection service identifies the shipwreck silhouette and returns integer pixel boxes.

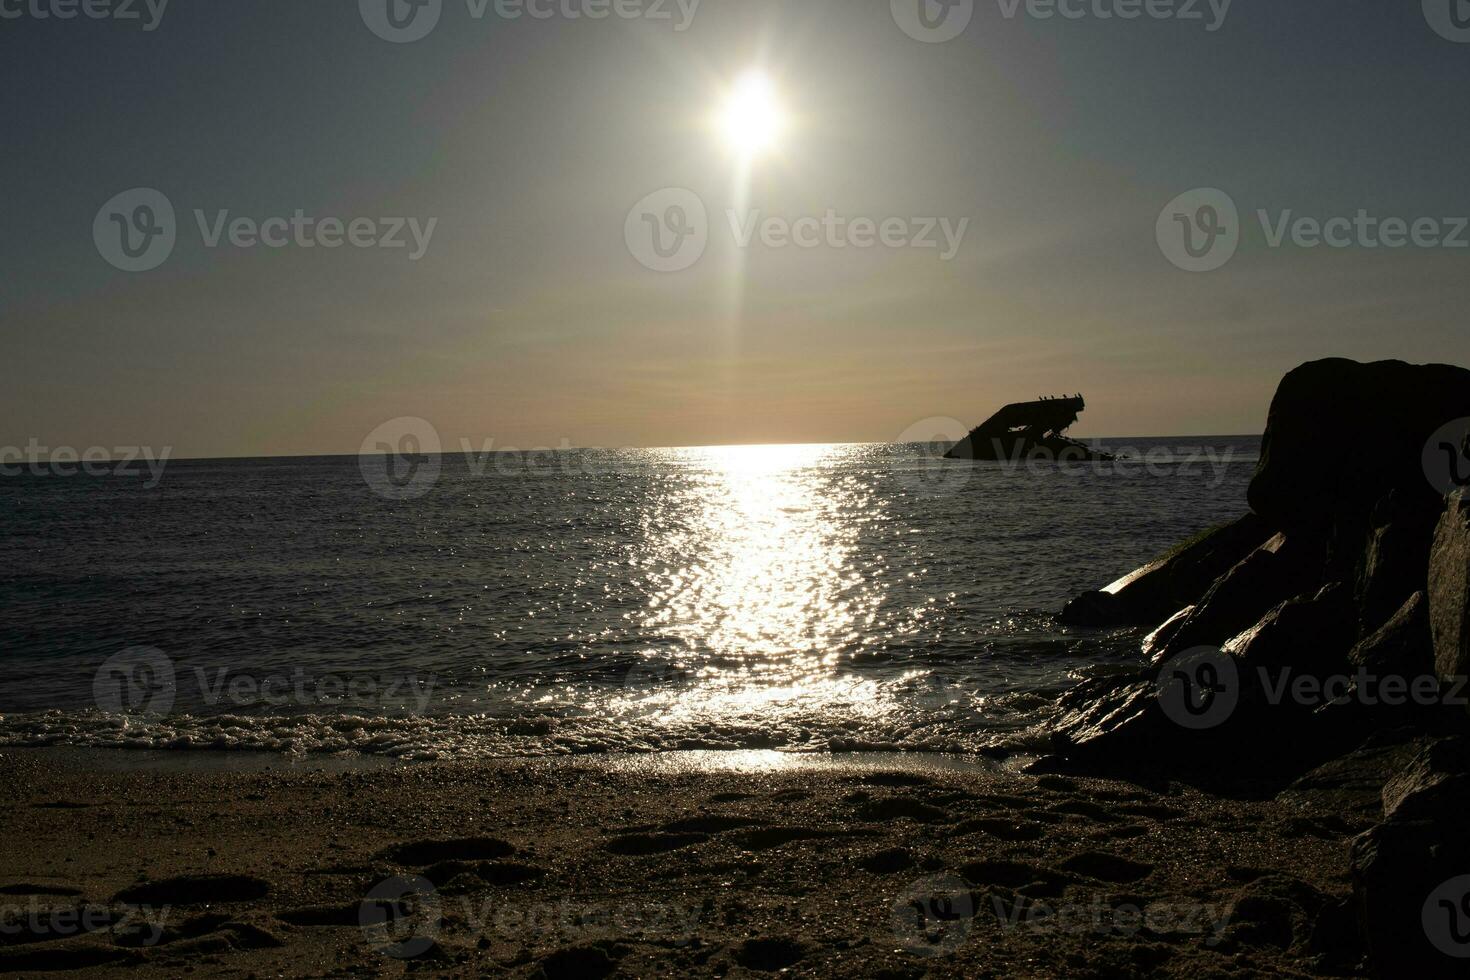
[944,394,1117,461]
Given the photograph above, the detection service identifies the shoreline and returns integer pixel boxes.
[0,745,1025,776]
[0,739,1401,976]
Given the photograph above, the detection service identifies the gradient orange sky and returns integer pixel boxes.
[6,2,1470,458]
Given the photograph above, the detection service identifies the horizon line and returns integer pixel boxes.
[36,434,1267,467]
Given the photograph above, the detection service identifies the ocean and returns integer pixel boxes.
[0,437,1259,760]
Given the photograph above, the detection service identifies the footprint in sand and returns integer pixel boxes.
[0,883,84,897]
[858,847,917,874]
[539,943,620,980]
[1058,851,1155,883]
[959,859,1073,891]
[112,873,270,906]
[953,817,1045,842]
[733,937,807,971]
[734,827,867,851]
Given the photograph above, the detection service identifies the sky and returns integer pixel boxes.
[4,0,1470,457]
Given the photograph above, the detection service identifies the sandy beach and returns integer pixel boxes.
[0,742,1409,977]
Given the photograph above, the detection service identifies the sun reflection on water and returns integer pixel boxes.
[627,444,883,715]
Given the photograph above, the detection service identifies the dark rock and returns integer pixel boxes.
[1249,358,1470,532]
[1156,531,1327,662]
[1349,591,1433,679]
[1357,492,1439,635]
[1352,737,1470,978]
[1429,491,1470,686]
[1225,874,1326,951]
[1277,738,1428,823]
[1041,665,1262,781]
[1046,672,1159,757]
[1223,582,1356,677]
[1059,590,1121,627]
[1306,896,1366,972]
[1141,605,1192,660]
[1381,736,1470,822]
[1352,818,1470,978]
[1072,513,1276,626]
[1043,652,1362,783]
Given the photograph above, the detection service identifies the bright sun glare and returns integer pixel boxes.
[718,71,785,158]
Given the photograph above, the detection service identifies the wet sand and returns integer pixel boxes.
[0,744,1407,977]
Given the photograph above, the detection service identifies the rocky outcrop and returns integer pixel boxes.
[1248,358,1470,533]
[1151,531,1327,663]
[1060,513,1274,627]
[1430,491,1470,685]
[1357,491,1439,636]
[1351,738,1470,978]
[1057,359,1470,743]
[1046,357,1470,977]
[1349,591,1433,679]
[1057,590,1122,627]
[1223,583,1355,677]
[1381,736,1470,822]
[1140,605,1192,660]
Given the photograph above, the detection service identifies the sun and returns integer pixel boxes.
[717,71,786,159]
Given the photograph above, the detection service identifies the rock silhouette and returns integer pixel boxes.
[1047,357,1470,978]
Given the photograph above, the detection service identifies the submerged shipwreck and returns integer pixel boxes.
[944,394,1117,461]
